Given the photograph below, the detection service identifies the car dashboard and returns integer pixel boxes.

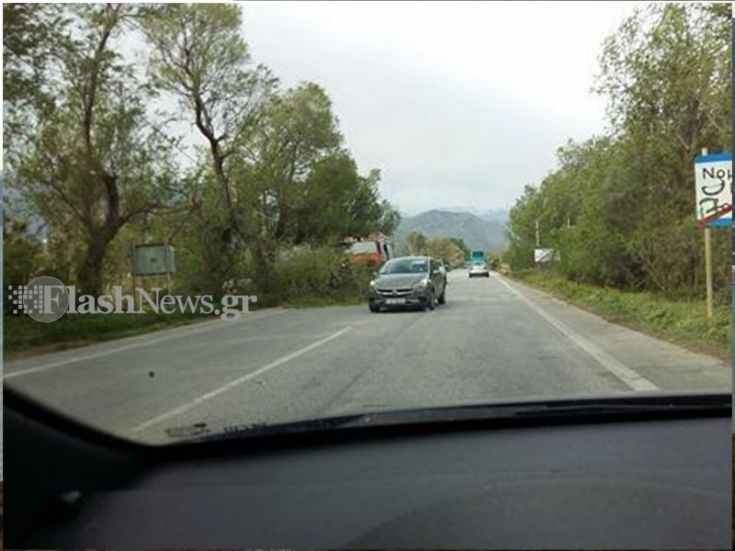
[4,392,731,549]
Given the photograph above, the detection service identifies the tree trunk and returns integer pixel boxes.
[252,241,276,297]
[77,233,111,296]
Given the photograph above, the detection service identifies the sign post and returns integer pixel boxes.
[694,148,732,318]
[130,243,177,295]
[704,224,713,318]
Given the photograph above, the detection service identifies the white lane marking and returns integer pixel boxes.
[493,274,659,392]
[130,326,352,434]
[4,310,284,380]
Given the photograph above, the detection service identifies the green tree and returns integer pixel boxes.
[3,217,43,299]
[293,153,400,243]
[426,238,465,268]
[232,82,342,292]
[506,3,731,299]
[447,237,470,259]
[405,231,428,255]
[7,5,179,295]
[140,3,277,293]
[3,4,68,155]
[595,3,731,293]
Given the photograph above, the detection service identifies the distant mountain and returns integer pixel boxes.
[479,208,510,226]
[394,209,507,252]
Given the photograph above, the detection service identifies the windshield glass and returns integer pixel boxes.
[3,2,731,446]
[350,241,378,255]
[380,258,428,274]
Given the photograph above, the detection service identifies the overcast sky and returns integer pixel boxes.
[238,1,639,216]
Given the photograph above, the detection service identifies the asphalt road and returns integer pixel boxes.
[4,271,731,444]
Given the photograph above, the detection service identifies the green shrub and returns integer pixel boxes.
[4,310,208,355]
[274,247,373,306]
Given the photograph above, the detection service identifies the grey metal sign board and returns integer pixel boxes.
[131,244,176,276]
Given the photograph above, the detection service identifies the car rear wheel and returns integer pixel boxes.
[438,288,446,305]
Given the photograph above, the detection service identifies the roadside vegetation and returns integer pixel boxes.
[4,4,399,351]
[5,311,209,358]
[506,4,731,295]
[4,4,400,299]
[504,4,731,357]
[512,270,731,361]
[5,247,376,356]
[395,231,472,269]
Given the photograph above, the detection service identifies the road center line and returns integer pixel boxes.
[493,274,658,392]
[4,309,284,380]
[130,326,352,434]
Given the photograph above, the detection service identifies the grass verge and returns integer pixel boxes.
[509,270,731,362]
[4,311,211,359]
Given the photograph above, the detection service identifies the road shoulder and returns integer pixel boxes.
[496,273,730,392]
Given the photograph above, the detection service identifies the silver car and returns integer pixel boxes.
[368,256,447,312]
[469,262,490,278]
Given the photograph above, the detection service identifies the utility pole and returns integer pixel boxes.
[535,219,540,247]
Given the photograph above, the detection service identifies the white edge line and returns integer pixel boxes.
[131,326,352,434]
[4,309,284,380]
[493,274,658,392]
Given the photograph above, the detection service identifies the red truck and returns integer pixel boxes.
[343,232,394,266]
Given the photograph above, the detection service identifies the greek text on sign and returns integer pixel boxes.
[694,152,732,227]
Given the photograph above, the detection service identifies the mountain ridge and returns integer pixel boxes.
[394,208,508,252]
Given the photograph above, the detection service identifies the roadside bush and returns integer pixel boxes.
[5,310,208,356]
[274,247,373,306]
